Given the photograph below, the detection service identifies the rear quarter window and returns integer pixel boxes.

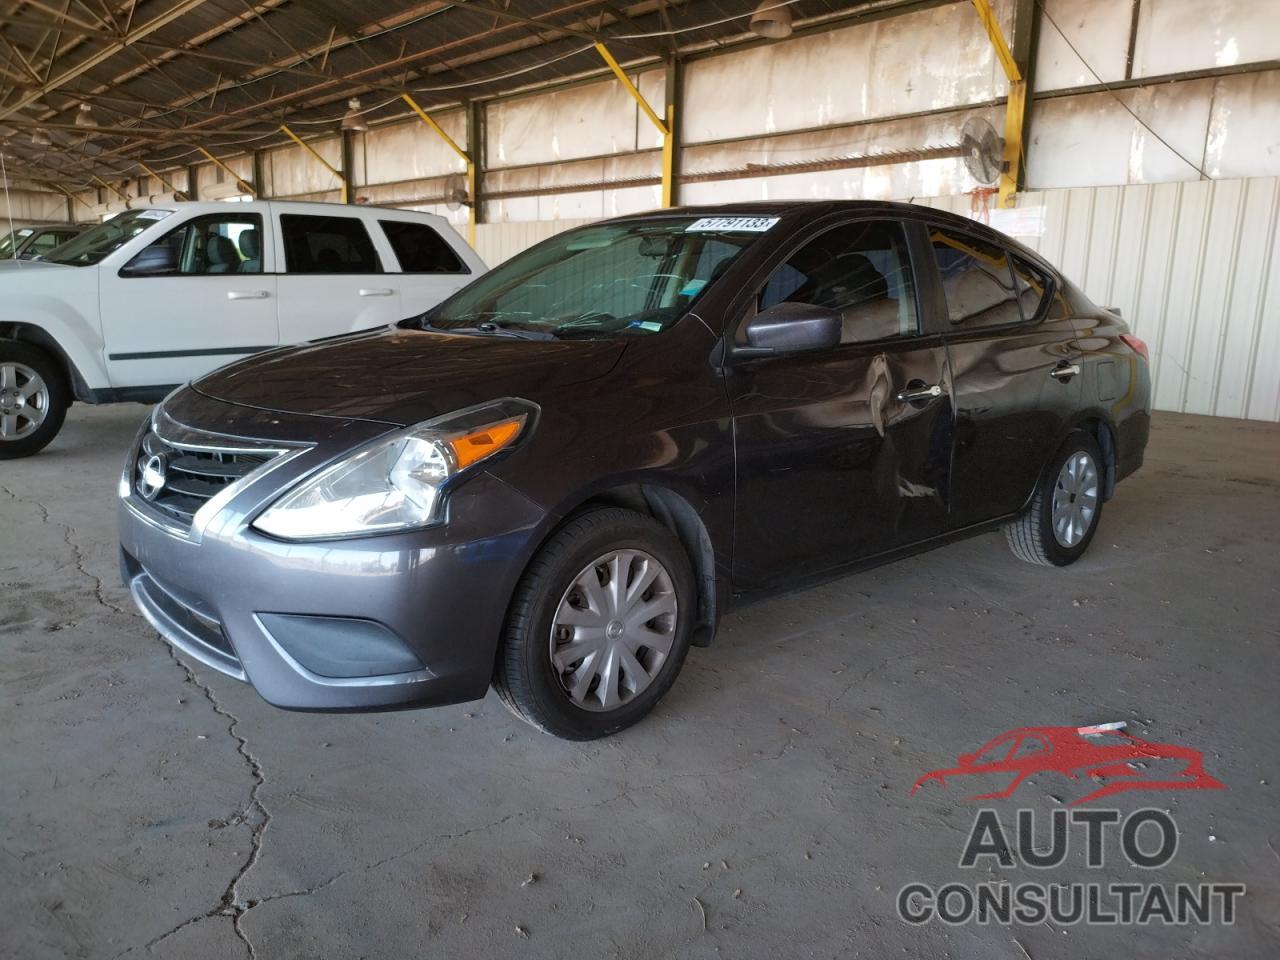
[378,220,468,273]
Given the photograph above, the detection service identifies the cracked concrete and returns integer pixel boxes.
[2,405,1278,959]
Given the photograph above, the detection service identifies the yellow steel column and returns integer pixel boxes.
[280,125,347,203]
[970,0,1024,208]
[595,42,674,207]
[402,93,476,246]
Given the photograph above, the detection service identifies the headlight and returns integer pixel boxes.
[252,399,536,540]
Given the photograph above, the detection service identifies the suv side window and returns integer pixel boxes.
[123,213,263,275]
[930,227,1020,328]
[759,219,918,344]
[378,220,467,273]
[281,214,381,274]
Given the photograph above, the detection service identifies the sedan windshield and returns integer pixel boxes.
[42,209,172,266]
[417,215,777,338]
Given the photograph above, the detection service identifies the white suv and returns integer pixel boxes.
[0,200,485,458]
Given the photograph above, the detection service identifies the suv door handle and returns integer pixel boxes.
[1050,363,1081,381]
[227,290,269,300]
[359,288,394,297]
[895,383,943,404]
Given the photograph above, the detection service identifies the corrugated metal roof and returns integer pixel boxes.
[0,0,923,186]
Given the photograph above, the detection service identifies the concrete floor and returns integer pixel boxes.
[1,405,1277,959]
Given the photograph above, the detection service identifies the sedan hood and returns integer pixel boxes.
[193,327,627,426]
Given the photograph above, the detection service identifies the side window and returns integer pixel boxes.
[930,228,1021,328]
[122,213,263,276]
[378,220,467,273]
[280,214,381,274]
[758,219,918,344]
[28,232,65,255]
[1009,254,1064,321]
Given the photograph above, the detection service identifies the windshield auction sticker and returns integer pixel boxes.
[900,723,1244,932]
[685,216,779,232]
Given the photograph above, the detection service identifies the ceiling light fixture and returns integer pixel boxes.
[74,103,97,128]
[341,98,369,133]
[32,128,52,146]
[749,1,793,39]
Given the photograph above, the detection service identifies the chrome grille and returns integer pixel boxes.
[133,422,281,530]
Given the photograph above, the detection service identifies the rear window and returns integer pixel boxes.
[379,220,467,273]
[280,214,381,274]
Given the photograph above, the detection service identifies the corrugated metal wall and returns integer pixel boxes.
[478,174,1280,423]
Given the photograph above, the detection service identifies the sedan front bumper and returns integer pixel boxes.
[117,394,549,711]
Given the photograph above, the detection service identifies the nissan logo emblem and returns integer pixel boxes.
[139,454,168,500]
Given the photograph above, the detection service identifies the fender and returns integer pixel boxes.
[0,268,108,397]
[1019,409,1120,515]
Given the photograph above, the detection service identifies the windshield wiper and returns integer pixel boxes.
[421,319,555,341]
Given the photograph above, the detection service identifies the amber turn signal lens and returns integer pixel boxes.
[446,417,524,469]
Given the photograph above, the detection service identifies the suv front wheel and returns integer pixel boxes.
[0,341,68,459]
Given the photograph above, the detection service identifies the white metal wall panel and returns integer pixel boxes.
[0,188,67,222]
[487,69,664,169]
[264,137,343,197]
[473,218,595,265]
[681,0,1011,144]
[355,110,468,186]
[1034,0,1132,91]
[1133,0,1280,78]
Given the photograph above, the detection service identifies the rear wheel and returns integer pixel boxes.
[1005,430,1104,566]
[0,341,68,460]
[494,507,695,740]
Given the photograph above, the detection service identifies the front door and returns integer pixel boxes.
[728,218,955,592]
[101,211,278,389]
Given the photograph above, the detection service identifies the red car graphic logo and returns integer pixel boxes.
[911,724,1225,806]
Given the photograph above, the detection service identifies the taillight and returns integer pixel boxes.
[1120,334,1149,363]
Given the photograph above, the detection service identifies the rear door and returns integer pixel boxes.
[375,215,479,317]
[923,223,1083,528]
[728,217,955,591]
[274,207,403,344]
[101,210,278,389]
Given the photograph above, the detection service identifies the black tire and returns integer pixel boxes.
[494,507,695,740]
[0,340,69,460]
[1005,429,1104,566]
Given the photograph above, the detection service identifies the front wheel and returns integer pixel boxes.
[1005,430,1104,566]
[0,341,69,460]
[494,507,695,740]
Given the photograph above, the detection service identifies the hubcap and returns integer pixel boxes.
[0,362,50,442]
[1051,451,1099,548]
[549,549,678,712]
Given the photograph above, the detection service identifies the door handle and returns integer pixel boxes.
[1050,363,1081,381]
[895,383,943,403]
[227,290,269,300]
[359,288,394,297]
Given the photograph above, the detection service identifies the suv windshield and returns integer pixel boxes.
[416,215,776,339]
[42,209,172,266]
[0,229,31,259]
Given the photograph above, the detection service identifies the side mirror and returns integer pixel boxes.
[739,302,842,357]
[120,244,178,276]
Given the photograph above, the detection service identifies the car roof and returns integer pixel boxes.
[117,199,450,225]
[594,199,1048,269]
